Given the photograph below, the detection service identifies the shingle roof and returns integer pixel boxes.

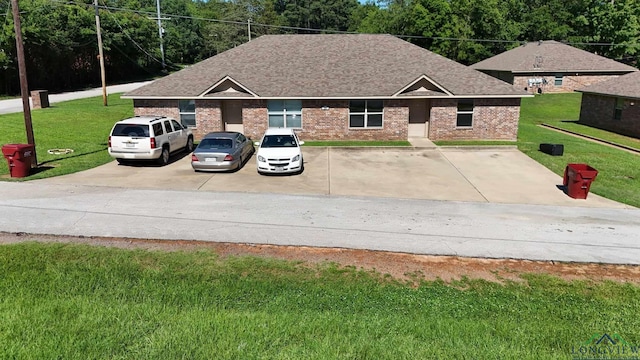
[577,71,640,99]
[470,40,637,73]
[124,34,526,99]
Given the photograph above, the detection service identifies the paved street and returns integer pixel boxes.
[0,181,638,265]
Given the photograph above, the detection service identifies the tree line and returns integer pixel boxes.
[0,0,638,95]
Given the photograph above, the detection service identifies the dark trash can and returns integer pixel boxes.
[540,143,564,156]
[31,90,50,109]
[563,163,598,199]
[2,144,34,178]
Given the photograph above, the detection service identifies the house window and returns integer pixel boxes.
[614,98,624,120]
[456,100,474,128]
[267,100,302,128]
[179,100,196,127]
[349,100,383,128]
[554,74,563,86]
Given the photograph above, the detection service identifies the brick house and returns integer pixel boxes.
[471,41,637,95]
[576,71,640,138]
[123,34,529,142]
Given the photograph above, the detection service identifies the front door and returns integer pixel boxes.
[408,99,430,138]
[222,100,243,133]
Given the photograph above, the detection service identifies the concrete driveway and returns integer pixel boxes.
[34,147,629,208]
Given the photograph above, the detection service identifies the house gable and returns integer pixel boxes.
[202,76,258,98]
[395,75,453,97]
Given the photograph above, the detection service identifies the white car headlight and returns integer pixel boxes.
[258,155,265,162]
[292,154,300,162]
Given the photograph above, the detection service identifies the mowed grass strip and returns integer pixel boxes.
[1,242,639,359]
[0,94,132,180]
[518,93,640,208]
[304,140,412,147]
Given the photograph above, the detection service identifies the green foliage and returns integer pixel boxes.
[2,0,640,95]
[0,242,639,359]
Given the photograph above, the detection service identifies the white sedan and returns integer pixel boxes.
[255,128,304,175]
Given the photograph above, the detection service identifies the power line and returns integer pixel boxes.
[50,0,639,49]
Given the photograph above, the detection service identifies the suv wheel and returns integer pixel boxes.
[157,147,170,166]
[185,136,194,153]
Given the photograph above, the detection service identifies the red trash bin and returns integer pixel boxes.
[563,163,598,199]
[2,144,35,178]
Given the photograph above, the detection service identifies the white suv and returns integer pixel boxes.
[108,116,194,165]
[255,128,304,174]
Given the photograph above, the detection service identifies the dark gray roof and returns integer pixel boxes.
[125,34,526,99]
[577,71,640,99]
[471,40,637,73]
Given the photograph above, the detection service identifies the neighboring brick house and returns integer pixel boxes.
[123,34,529,142]
[471,40,637,94]
[576,71,640,138]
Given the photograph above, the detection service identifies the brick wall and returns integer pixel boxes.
[514,74,623,93]
[242,99,408,141]
[133,99,221,140]
[579,93,640,138]
[194,100,222,140]
[241,100,268,140]
[429,98,520,141]
[135,97,519,141]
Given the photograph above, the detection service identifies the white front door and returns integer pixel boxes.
[222,100,243,133]
[408,99,430,138]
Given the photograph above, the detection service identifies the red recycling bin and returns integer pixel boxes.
[2,144,35,178]
[563,163,598,199]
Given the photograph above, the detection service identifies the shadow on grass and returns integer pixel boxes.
[38,148,107,166]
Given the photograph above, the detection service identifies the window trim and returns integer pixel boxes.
[179,100,196,128]
[554,74,563,86]
[614,98,624,121]
[267,100,303,129]
[456,100,474,128]
[348,100,384,129]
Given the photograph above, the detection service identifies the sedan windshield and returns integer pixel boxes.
[261,135,297,148]
[200,138,233,150]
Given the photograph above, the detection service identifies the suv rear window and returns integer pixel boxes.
[112,124,150,137]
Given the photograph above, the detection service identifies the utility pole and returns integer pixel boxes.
[94,0,107,106]
[248,19,251,41]
[155,0,165,69]
[10,0,37,166]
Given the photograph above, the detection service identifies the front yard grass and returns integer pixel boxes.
[518,93,640,208]
[1,242,638,359]
[304,140,411,146]
[0,94,132,180]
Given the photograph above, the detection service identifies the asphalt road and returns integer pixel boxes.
[0,82,151,114]
[0,181,638,265]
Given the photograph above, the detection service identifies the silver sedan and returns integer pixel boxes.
[191,132,254,172]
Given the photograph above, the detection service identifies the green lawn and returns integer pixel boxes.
[304,140,412,146]
[0,242,638,359]
[0,94,132,180]
[518,93,640,208]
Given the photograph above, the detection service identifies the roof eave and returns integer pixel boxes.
[123,94,532,100]
[575,90,640,100]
